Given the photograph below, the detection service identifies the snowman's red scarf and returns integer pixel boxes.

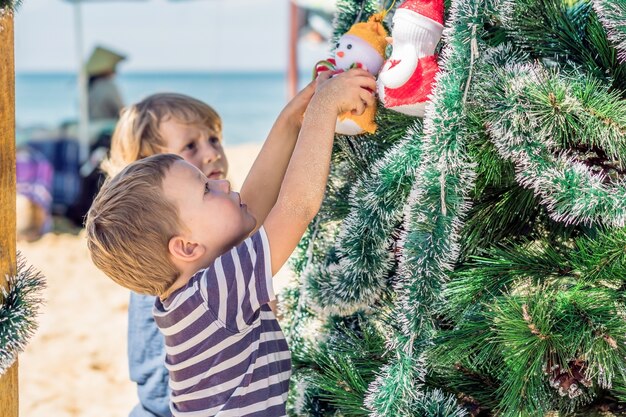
[314,58,365,78]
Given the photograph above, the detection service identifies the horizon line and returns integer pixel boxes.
[15,68,315,74]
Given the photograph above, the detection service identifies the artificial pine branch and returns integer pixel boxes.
[365,0,486,412]
[442,241,570,318]
[461,186,543,256]
[434,231,626,416]
[288,368,334,417]
[416,389,470,417]
[480,62,626,226]
[393,0,483,342]
[307,126,424,314]
[490,294,565,416]
[0,0,20,16]
[499,0,626,89]
[572,226,626,288]
[331,0,380,45]
[593,0,626,63]
[285,0,626,415]
[311,318,388,416]
[467,125,516,196]
[0,253,46,375]
[365,349,428,417]
[279,283,323,366]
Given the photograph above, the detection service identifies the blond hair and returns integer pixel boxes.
[86,153,183,295]
[102,93,222,177]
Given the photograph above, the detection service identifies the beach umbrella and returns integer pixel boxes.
[62,0,148,161]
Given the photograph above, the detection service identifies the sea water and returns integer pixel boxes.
[16,71,309,146]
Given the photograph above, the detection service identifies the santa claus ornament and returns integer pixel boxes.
[315,12,388,135]
[378,0,444,117]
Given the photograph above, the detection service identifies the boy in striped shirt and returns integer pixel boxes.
[85,68,376,417]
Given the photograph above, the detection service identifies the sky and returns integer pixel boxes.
[14,0,330,72]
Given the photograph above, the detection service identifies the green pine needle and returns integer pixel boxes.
[593,0,626,63]
[0,0,20,14]
[0,253,46,375]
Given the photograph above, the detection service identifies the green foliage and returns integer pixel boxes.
[415,389,469,417]
[307,127,424,314]
[393,0,484,340]
[0,0,21,14]
[332,0,380,46]
[0,254,46,375]
[461,186,543,257]
[572,226,626,287]
[593,0,626,63]
[479,62,626,226]
[365,349,427,416]
[280,283,320,366]
[499,0,626,89]
[312,317,388,416]
[366,346,468,417]
[286,0,626,415]
[288,368,334,417]
[432,228,626,416]
[611,373,626,403]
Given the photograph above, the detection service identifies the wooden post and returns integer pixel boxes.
[0,11,18,417]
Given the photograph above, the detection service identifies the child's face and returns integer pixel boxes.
[162,160,256,262]
[159,117,229,180]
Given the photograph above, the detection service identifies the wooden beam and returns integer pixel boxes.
[0,11,18,417]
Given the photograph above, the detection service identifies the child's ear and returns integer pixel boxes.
[168,236,205,263]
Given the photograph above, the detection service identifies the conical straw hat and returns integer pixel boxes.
[85,46,126,76]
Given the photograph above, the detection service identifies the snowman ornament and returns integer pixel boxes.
[315,13,388,135]
[378,0,444,117]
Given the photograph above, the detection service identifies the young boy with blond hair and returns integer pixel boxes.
[86,68,376,416]
[105,90,314,416]
[103,92,229,179]
[103,92,231,417]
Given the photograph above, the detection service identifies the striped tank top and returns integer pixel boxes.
[153,228,291,416]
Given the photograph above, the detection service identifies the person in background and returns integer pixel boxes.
[86,45,126,122]
[65,46,126,226]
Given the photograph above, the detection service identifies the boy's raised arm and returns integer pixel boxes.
[239,80,317,231]
[263,69,376,276]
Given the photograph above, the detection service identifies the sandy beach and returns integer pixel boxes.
[17,143,294,417]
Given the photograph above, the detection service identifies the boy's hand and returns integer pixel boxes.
[280,78,318,130]
[240,69,332,232]
[313,68,377,117]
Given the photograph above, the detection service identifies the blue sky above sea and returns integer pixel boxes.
[15,0,329,72]
[14,0,332,144]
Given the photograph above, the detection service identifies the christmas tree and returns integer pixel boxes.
[282,0,626,416]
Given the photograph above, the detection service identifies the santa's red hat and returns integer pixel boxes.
[398,0,444,26]
[391,0,444,57]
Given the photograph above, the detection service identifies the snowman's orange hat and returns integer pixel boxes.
[344,12,389,58]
